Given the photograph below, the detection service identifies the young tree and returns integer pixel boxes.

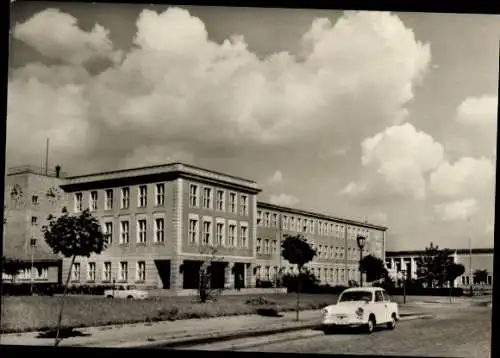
[198,246,224,303]
[281,234,316,321]
[415,242,452,288]
[42,208,106,347]
[473,269,488,285]
[1,256,23,283]
[358,254,388,283]
[443,263,465,302]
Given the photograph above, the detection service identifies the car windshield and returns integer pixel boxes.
[338,291,372,302]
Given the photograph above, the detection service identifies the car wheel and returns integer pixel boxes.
[387,314,397,330]
[106,295,113,299]
[365,316,375,334]
[127,295,134,300]
[323,325,336,335]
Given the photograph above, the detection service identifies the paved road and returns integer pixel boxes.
[180,306,492,357]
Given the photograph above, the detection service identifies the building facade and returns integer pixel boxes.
[2,166,66,284]
[256,202,386,287]
[3,162,387,293]
[385,248,494,288]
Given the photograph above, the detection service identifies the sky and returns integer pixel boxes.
[7,2,499,251]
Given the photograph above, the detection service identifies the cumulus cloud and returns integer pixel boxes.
[434,199,479,221]
[368,211,388,224]
[13,9,122,66]
[360,123,445,199]
[269,193,301,207]
[7,8,431,172]
[267,170,283,184]
[456,95,498,127]
[340,181,368,196]
[428,157,495,198]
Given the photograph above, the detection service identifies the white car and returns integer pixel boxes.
[104,285,149,300]
[321,287,399,334]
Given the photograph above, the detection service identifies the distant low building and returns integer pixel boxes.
[385,248,494,288]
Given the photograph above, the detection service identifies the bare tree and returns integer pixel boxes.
[198,246,225,303]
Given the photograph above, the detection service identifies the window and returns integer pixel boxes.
[88,262,96,281]
[103,262,112,282]
[257,210,262,225]
[283,215,288,229]
[271,213,277,227]
[188,218,199,245]
[240,195,248,216]
[136,261,146,281]
[138,185,147,208]
[257,238,262,253]
[120,220,129,244]
[121,187,130,209]
[119,262,128,281]
[71,262,80,281]
[228,224,236,246]
[290,217,295,230]
[229,193,237,213]
[31,216,38,226]
[202,220,212,245]
[32,195,39,205]
[203,187,212,209]
[264,212,270,227]
[487,275,492,285]
[105,189,113,210]
[297,218,302,232]
[154,218,164,243]
[137,219,147,243]
[216,221,225,246]
[264,239,270,254]
[189,184,199,207]
[216,190,225,211]
[104,222,113,244]
[74,193,83,212]
[155,183,165,206]
[375,291,384,302]
[323,223,328,235]
[272,239,278,255]
[318,221,323,235]
[90,191,98,211]
[240,224,248,247]
[36,267,48,280]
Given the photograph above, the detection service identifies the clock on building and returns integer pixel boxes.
[46,186,62,205]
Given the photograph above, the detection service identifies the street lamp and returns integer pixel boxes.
[399,269,407,304]
[356,235,366,287]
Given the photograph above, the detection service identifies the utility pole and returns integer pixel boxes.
[468,217,473,297]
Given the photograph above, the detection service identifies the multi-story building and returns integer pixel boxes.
[2,162,388,293]
[385,248,494,288]
[256,202,386,287]
[2,166,67,284]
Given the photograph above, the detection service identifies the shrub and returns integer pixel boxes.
[256,279,274,288]
[245,296,275,306]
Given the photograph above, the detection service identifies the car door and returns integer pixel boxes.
[374,290,387,323]
[381,290,391,322]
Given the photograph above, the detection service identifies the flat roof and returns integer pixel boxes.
[257,201,388,231]
[386,247,494,257]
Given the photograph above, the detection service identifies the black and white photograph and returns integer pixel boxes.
[2,2,498,357]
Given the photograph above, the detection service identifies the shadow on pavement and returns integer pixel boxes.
[36,327,91,339]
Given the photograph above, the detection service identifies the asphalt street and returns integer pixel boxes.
[178,305,492,357]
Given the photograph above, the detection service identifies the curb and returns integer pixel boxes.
[133,313,433,349]
[135,322,321,349]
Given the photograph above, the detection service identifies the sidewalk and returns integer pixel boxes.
[1,306,424,348]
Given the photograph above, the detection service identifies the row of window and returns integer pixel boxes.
[256,238,362,261]
[189,184,249,216]
[461,275,493,285]
[255,265,359,283]
[70,261,146,282]
[257,210,371,238]
[188,215,249,248]
[2,267,49,280]
[103,217,166,244]
[74,183,166,212]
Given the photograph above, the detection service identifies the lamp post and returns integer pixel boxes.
[356,235,366,287]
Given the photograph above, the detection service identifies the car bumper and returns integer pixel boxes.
[322,316,367,326]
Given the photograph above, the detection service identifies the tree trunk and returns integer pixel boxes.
[296,266,302,322]
[54,255,76,347]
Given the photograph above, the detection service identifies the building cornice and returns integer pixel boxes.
[386,247,494,257]
[257,201,388,231]
[61,163,261,194]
